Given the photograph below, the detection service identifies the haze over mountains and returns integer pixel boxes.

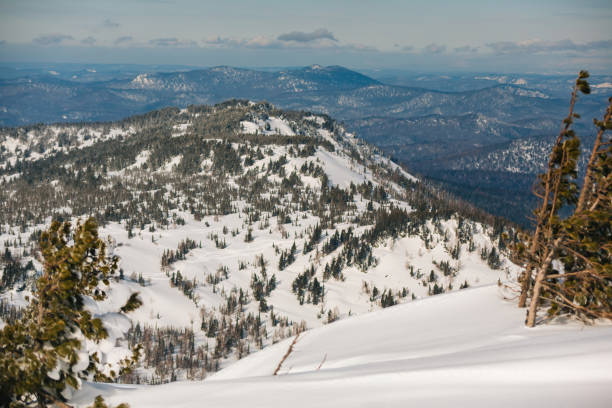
[2,64,610,225]
[3,64,608,127]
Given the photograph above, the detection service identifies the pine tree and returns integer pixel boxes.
[517,72,590,309]
[0,218,141,407]
[515,71,612,326]
[539,97,612,322]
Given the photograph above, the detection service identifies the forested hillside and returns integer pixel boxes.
[0,101,518,384]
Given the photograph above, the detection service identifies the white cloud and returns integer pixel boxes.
[277,29,337,43]
[454,45,478,53]
[33,33,74,45]
[422,43,446,54]
[81,36,97,46]
[103,18,120,28]
[202,34,376,52]
[486,39,612,54]
[149,38,198,47]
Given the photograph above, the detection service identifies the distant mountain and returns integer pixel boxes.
[116,65,379,93]
[2,65,599,127]
[1,64,607,225]
[347,113,561,164]
[0,65,380,125]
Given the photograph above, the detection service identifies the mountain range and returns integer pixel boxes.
[1,81,610,407]
[1,64,610,225]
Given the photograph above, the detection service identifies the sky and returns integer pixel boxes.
[0,0,611,73]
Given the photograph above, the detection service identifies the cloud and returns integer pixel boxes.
[422,43,446,54]
[203,35,282,49]
[114,36,133,45]
[401,45,414,52]
[202,33,376,52]
[103,18,120,28]
[277,28,337,43]
[149,37,197,47]
[337,43,379,53]
[203,36,239,47]
[81,36,96,46]
[33,33,74,45]
[243,36,283,49]
[454,45,478,53]
[0,40,6,46]
[486,38,612,54]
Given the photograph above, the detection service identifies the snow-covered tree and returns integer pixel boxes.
[0,218,141,407]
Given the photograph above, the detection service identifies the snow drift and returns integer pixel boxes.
[72,285,612,407]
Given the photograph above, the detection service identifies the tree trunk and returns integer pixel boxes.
[526,238,561,327]
[518,265,532,308]
[519,79,581,308]
[576,100,612,213]
[518,224,542,307]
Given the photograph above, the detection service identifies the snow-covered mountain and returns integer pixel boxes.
[0,101,518,386]
[3,64,607,227]
[71,285,612,407]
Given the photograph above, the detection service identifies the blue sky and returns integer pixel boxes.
[0,0,610,72]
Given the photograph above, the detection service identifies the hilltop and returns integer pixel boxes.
[0,101,516,385]
[2,65,608,225]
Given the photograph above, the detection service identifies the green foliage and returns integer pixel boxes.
[517,72,612,324]
[547,100,612,319]
[292,265,324,305]
[303,224,322,254]
[88,395,130,408]
[0,218,141,407]
[120,292,143,313]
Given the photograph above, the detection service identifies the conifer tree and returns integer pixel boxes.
[517,71,589,309]
[515,71,612,326]
[0,218,141,407]
[536,97,612,322]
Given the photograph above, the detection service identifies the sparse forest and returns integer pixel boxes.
[0,100,518,388]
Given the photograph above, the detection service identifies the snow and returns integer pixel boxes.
[131,74,155,88]
[304,115,325,125]
[239,117,295,136]
[172,123,191,137]
[1,101,544,405]
[315,149,368,188]
[240,120,260,134]
[72,285,612,407]
[267,117,295,136]
[0,124,136,169]
[592,82,612,88]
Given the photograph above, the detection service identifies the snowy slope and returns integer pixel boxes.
[72,285,612,407]
[0,101,520,386]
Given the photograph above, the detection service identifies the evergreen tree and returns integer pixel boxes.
[0,218,141,407]
[515,72,612,326]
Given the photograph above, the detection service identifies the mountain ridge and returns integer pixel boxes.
[1,64,605,225]
[0,101,517,385]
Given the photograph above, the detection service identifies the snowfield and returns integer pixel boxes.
[3,101,606,407]
[72,285,612,407]
[1,104,519,384]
